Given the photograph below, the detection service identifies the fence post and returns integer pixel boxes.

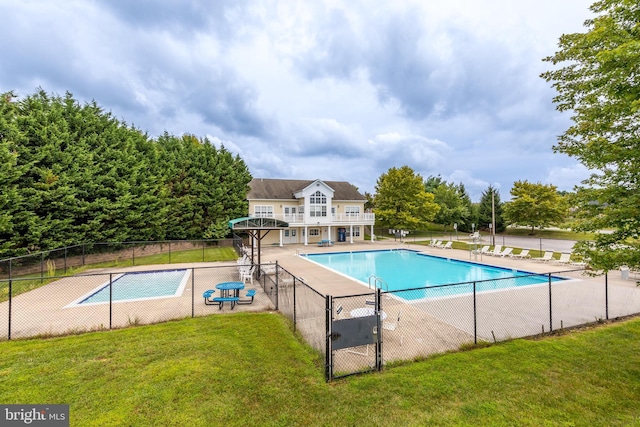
[109,273,113,330]
[64,247,67,274]
[40,252,44,284]
[292,278,296,331]
[82,244,85,266]
[326,295,332,382]
[548,273,553,333]
[169,242,171,264]
[132,246,135,266]
[275,261,279,296]
[191,268,195,318]
[605,272,609,320]
[473,281,477,345]
[8,279,12,340]
[376,287,383,371]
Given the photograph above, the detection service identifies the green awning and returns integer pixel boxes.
[228,217,289,230]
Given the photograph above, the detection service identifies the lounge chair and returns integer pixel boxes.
[571,259,589,267]
[438,241,453,250]
[532,251,554,262]
[488,245,503,256]
[552,253,572,264]
[497,247,513,257]
[430,240,442,248]
[237,289,257,305]
[474,245,490,255]
[510,249,530,259]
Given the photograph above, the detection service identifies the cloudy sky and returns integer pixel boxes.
[1,0,595,201]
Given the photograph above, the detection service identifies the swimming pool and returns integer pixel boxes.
[304,249,563,300]
[67,269,190,307]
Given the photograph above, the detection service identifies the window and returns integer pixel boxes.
[346,227,361,237]
[254,205,273,218]
[309,228,320,236]
[310,191,327,217]
[345,206,360,217]
[310,205,326,217]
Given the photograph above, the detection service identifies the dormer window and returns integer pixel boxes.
[310,190,327,217]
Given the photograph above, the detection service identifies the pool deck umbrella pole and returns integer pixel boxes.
[228,217,289,271]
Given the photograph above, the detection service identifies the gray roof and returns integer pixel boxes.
[248,178,365,201]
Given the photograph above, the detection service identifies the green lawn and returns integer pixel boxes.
[1,314,639,426]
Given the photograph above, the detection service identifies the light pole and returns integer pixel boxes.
[489,223,493,247]
[454,223,458,240]
[471,223,476,260]
[491,190,496,247]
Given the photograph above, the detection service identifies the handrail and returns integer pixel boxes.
[368,275,389,292]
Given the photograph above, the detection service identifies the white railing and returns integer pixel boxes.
[250,213,374,225]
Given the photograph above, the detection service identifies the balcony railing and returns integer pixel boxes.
[251,213,374,225]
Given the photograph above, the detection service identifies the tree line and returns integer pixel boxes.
[0,89,251,258]
[370,165,568,236]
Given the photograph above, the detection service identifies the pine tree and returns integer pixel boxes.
[478,185,506,232]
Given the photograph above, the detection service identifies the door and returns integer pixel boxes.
[283,229,298,244]
[284,206,297,222]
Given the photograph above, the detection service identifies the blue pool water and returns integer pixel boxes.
[304,249,563,300]
[72,269,190,306]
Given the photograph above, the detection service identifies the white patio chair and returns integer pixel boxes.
[473,245,490,255]
[498,247,513,257]
[488,245,502,256]
[532,251,554,262]
[383,311,403,345]
[239,265,254,285]
[553,253,572,264]
[510,249,530,259]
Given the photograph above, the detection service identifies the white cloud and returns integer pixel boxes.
[0,0,596,201]
[545,163,591,192]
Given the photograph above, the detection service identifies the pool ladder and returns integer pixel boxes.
[368,275,389,292]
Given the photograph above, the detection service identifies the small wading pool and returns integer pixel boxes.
[303,249,564,301]
[66,269,190,307]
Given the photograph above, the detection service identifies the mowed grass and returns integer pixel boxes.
[1,314,640,426]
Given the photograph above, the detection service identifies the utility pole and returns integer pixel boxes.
[491,190,496,247]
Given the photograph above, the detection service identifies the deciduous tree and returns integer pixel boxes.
[432,183,469,231]
[541,0,640,271]
[374,166,440,232]
[503,181,568,234]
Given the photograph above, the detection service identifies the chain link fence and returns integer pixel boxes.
[0,263,276,340]
[322,268,640,380]
[0,239,239,280]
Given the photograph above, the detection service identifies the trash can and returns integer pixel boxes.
[621,266,630,280]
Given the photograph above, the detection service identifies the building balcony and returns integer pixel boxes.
[250,213,375,226]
